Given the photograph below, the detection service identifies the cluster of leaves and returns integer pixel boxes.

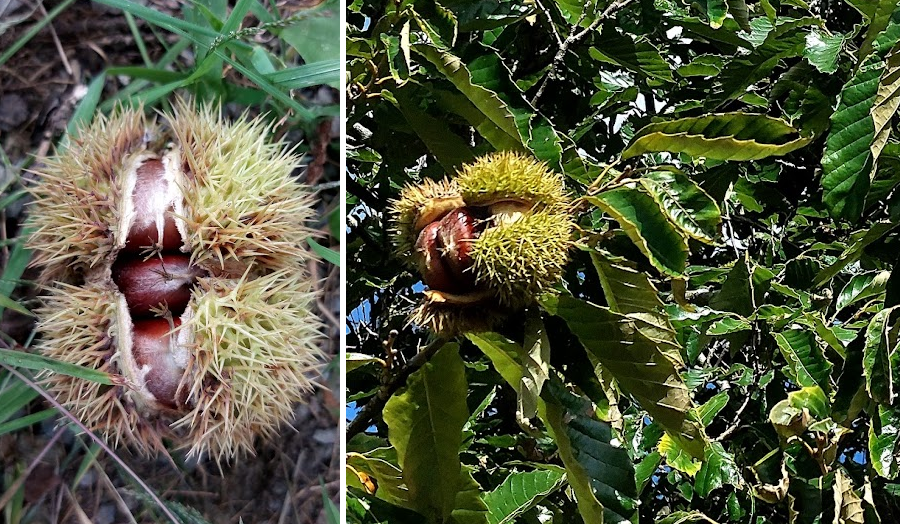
[346,0,900,523]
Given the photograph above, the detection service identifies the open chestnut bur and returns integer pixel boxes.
[391,152,574,335]
[27,99,322,462]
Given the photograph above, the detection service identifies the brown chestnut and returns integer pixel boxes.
[124,158,182,253]
[437,207,479,286]
[112,254,202,317]
[415,222,457,293]
[132,317,188,409]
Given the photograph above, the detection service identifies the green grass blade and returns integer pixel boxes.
[0,348,117,385]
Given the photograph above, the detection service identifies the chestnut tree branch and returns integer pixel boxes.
[531,0,633,106]
[346,336,448,439]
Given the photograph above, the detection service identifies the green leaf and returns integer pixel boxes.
[0,348,117,385]
[466,53,565,168]
[709,255,774,317]
[694,441,741,497]
[590,252,683,364]
[410,3,457,49]
[587,189,688,277]
[635,451,662,494]
[856,0,900,60]
[308,238,340,266]
[346,353,385,373]
[803,30,844,74]
[66,73,107,138]
[726,0,751,31]
[266,60,340,89]
[709,17,820,107]
[864,306,900,404]
[380,30,412,84]
[389,88,474,171]
[467,332,524,387]
[696,391,730,426]
[0,376,40,425]
[453,468,490,524]
[0,409,57,437]
[346,452,412,509]
[435,89,524,152]
[676,54,724,77]
[414,44,523,150]
[836,271,890,312]
[518,313,550,421]
[622,113,811,161]
[821,55,882,221]
[773,329,833,393]
[383,343,472,522]
[543,295,706,457]
[706,316,751,335]
[280,0,340,63]
[591,252,665,315]
[813,221,899,287]
[639,170,722,244]
[589,29,673,84]
[482,469,566,524]
[658,432,701,475]
[0,295,32,318]
[870,404,900,479]
[468,330,550,426]
[697,0,727,28]
[541,380,638,523]
[0,235,33,320]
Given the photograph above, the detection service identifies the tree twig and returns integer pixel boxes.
[346,336,448,438]
[531,0,633,106]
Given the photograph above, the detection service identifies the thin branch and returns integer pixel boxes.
[531,0,633,106]
[346,336,448,438]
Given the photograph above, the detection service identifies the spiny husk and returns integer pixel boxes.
[35,282,170,454]
[470,210,573,307]
[27,99,322,462]
[166,99,316,276]
[175,269,322,462]
[455,151,568,210]
[392,151,574,335]
[411,294,506,336]
[390,178,463,267]
[27,110,155,283]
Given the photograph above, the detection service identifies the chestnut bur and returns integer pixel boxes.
[28,101,322,461]
[392,151,574,335]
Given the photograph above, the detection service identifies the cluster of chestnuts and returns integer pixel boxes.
[27,99,321,462]
[392,152,574,335]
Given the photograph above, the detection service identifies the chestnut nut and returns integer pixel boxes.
[414,207,483,295]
